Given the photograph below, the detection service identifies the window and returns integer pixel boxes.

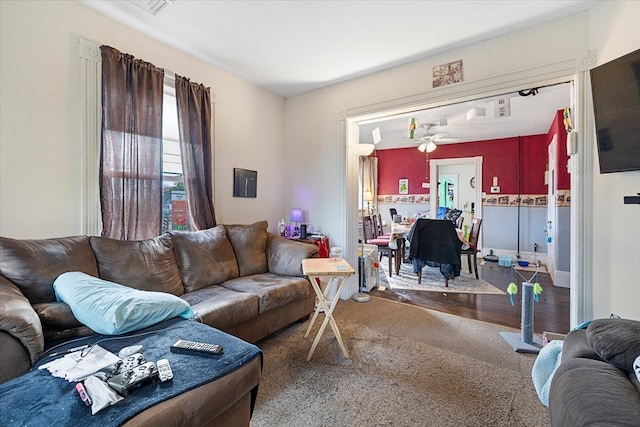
[81,39,214,237]
[161,80,190,233]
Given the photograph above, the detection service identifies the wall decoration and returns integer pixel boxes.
[399,179,409,195]
[481,193,564,208]
[233,168,257,198]
[378,194,430,205]
[556,190,571,207]
[433,60,463,88]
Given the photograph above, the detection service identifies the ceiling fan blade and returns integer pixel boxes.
[434,136,462,142]
[430,132,449,139]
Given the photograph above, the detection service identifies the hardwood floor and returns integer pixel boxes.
[369,261,570,335]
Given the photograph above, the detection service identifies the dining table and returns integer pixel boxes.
[387,222,410,274]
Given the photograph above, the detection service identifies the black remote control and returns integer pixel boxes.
[170,339,224,357]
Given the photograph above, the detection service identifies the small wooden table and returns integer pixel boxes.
[302,258,355,361]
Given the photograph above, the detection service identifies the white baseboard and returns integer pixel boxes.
[553,270,570,288]
[480,248,547,266]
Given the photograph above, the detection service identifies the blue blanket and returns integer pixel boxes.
[0,318,262,426]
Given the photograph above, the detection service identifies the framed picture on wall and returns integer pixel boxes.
[399,179,408,195]
[432,59,463,88]
[233,168,257,198]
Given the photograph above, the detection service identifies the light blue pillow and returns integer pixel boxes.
[53,271,194,335]
[531,340,564,407]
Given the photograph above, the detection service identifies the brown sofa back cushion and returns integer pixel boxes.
[89,234,184,296]
[0,236,98,303]
[225,221,269,276]
[171,225,240,292]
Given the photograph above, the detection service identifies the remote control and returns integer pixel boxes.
[156,358,173,382]
[170,339,224,357]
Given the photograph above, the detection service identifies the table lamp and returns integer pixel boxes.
[290,208,303,236]
[363,190,373,216]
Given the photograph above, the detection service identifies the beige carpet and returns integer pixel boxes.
[380,260,506,295]
[251,297,548,426]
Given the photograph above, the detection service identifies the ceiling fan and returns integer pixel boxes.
[415,124,461,152]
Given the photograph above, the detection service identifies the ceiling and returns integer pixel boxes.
[357,82,572,150]
[79,0,599,98]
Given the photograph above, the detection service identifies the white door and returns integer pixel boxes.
[546,137,557,282]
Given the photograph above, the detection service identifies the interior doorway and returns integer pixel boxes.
[343,66,585,324]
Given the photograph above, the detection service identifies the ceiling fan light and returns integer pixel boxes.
[426,141,437,152]
[466,107,486,121]
[417,142,427,152]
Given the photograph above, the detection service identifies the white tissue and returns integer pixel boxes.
[38,345,120,382]
[84,375,124,415]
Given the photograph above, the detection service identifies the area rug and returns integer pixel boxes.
[380,260,505,295]
[251,297,549,427]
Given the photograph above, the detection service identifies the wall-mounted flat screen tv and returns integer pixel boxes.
[590,48,640,173]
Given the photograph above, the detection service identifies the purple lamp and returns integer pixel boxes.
[290,208,303,236]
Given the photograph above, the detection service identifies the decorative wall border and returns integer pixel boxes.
[379,191,570,207]
[482,191,571,208]
[378,194,431,204]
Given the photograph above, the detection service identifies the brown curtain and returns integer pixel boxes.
[100,46,164,240]
[175,74,216,230]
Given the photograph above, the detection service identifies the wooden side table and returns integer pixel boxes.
[301,258,355,361]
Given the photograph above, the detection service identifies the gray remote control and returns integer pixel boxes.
[170,339,224,356]
[156,358,173,382]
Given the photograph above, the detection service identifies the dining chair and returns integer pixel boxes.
[461,218,483,279]
[374,213,391,237]
[389,208,398,221]
[362,215,397,276]
[408,218,461,286]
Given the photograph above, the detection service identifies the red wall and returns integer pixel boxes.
[375,109,570,195]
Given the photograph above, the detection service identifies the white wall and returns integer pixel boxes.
[0,1,286,238]
[589,1,640,320]
[285,4,639,319]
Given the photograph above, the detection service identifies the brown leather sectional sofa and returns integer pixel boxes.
[0,220,318,425]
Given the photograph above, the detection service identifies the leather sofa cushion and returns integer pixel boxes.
[181,286,259,331]
[560,329,601,362]
[90,234,184,296]
[222,273,311,314]
[171,225,239,292]
[549,357,640,426]
[266,234,318,277]
[0,236,98,303]
[0,276,44,363]
[225,221,268,276]
[33,302,83,330]
[587,318,640,373]
[42,325,95,344]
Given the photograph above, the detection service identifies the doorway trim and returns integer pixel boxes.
[342,52,595,326]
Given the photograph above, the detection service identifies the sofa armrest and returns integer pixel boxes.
[266,234,319,276]
[0,275,44,364]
